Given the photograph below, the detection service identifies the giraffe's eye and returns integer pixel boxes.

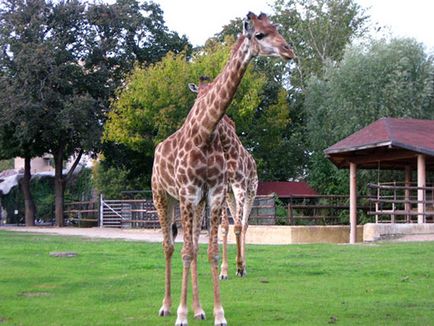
[255,33,266,40]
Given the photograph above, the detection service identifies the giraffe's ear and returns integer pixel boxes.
[188,83,198,93]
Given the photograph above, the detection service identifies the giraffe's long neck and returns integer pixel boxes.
[185,35,253,142]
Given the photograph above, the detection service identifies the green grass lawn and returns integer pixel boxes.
[1,230,434,326]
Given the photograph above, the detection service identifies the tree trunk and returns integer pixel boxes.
[54,149,66,227]
[20,156,36,226]
[53,148,84,227]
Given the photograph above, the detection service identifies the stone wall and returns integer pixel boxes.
[220,225,364,244]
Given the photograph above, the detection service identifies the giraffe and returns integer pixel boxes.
[189,76,258,279]
[152,12,294,326]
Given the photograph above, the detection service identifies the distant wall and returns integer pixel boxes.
[14,157,53,173]
[220,225,364,244]
[363,223,434,242]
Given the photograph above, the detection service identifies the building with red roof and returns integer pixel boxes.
[325,117,434,170]
[325,117,434,243]
[256,181,317,198]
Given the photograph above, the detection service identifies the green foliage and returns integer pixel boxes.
[64,168,93,202]
[92,162,134,199]
[211,1,369,181]
[0,0,189,223]
[0,159,13,172]
[2,231,434,325]
[273,0,369,90]
[104,37,267,186]
[305,38,434,194]
[274,196,289,225]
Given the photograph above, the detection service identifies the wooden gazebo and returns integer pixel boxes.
[325,118,434,243]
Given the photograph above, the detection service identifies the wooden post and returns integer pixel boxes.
[99,193,104,228]
[391,181,396,223]
[417,155,426,224]
[404,166,412,223]
[349,162,357,244]
[287,199,293,225]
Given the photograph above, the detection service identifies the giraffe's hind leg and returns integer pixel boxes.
[219,203,230,280]
[229,186,246,277]
[209,205,227,326]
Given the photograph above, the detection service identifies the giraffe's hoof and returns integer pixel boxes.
[219,274,228,280]
[214,319,227,326]
[193,307,206,320]
[158,307,170,317]
[236,269,246,277]
[194,312,206,320]
[214,309,226,326]
[175,319,188,326]
[159,308,170,317]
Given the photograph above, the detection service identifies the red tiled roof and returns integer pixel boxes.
[325,118,434,169]
[257,181,318,198]
[325,118,434,156]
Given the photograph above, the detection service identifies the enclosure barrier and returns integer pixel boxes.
[287,195,371,225]
[367,182,434,223]
[67,193,408,228]
[65,194,277,228]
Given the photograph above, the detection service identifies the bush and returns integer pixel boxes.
[275,197,289,225]
[0,159,13,172]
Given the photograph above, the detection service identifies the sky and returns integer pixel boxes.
[156,0,434,52]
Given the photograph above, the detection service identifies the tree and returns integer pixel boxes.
[0,0,57,225]
[272,0,369,89]
[0,0,189,226]
[209,0,369,181]
[104,37,269,187]
[305,38,434,194]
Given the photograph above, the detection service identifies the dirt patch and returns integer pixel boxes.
[49,251,77,257]
[34,284,59,289]
[19,291,50,298]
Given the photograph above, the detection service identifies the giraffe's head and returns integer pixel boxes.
[188,76,236,130]
[243,12,295,61]
[188,76,212,96]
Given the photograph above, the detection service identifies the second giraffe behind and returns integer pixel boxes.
[189,76,258,279]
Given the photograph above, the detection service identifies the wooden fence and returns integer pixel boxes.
[65,194,371,228]
[65,194,277,228]
[287,195,371,225]
[65,185,434,228]
[64,201,98,227]
[367,182,434,223]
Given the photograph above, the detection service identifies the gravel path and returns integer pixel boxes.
[1,226,210,243]
[3,226,434,243]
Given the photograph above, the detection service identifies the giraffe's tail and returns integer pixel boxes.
[171,223,178,239]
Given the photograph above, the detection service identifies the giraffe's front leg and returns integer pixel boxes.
[209,206,227,326]
[154,193,174,317]
[159,240,174,317]
[191,202,206,320]
[176,202,194,326]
